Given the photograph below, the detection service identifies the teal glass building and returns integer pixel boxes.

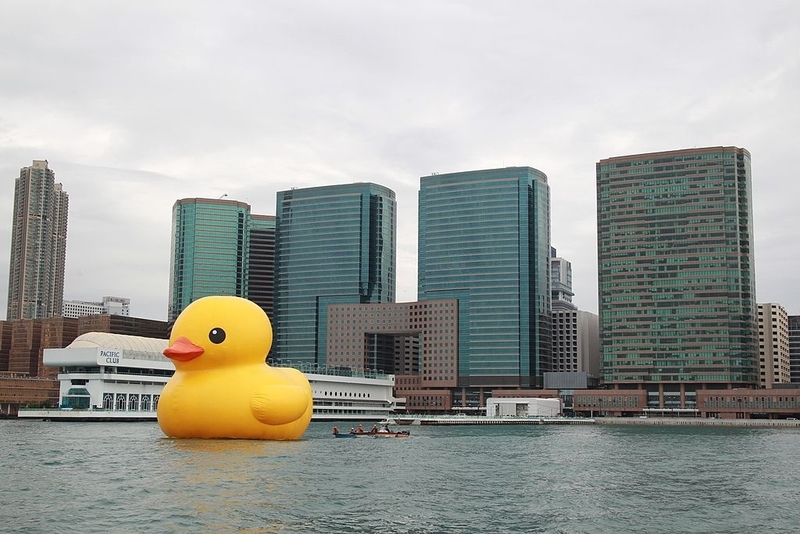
[168,198,251,321]
[273,183,396,366]
[596,147,758,408]
[418,167,551,389]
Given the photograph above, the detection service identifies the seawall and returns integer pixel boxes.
[596,417,800,428]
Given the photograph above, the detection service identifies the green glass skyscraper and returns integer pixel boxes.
[168,198,251,321]
[418,167,551,389]
[596,146,758,409]
[273,183,396,366]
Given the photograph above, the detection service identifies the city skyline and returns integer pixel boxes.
[1,2,799,320]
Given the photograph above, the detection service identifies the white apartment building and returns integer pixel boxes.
[63,296,131,318]
[758,303,791,388]
[551,309,600,379]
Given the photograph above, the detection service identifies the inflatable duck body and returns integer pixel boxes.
[157,296,312,440]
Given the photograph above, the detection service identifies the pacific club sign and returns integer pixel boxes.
[99,349,123,365]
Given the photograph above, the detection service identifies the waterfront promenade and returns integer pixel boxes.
[596,417,800,428]
[394,414,800,428]
[395,415,595,425]
[17,408,800,428]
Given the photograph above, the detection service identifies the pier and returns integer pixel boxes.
[392,415,595,426]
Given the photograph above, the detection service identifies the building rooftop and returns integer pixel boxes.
[68,332,168,362]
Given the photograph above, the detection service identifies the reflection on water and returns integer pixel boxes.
[2,421,800,533]
[155,437,313,532]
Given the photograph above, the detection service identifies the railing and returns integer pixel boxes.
[18,407,157,413]
[270,361,390,380]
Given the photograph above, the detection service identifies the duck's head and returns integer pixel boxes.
[164,296,272,371]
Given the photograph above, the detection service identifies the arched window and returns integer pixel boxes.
[129,395,139,411]
[141,395,151,411]
[116,394,127,411]
[103,394,113,410]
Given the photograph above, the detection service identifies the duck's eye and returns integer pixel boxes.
[209,328,226,344]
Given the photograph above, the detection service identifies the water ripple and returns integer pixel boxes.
[2,421,800,533]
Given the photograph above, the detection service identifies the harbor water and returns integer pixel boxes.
[2,420,799,533]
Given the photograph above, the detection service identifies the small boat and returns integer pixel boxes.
[332,429,410,439]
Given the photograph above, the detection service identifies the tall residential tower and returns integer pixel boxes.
[596,147,758,409]
[418,167,551,389]
[757,303,790,388]
[273,183,396,366]
[6,160,69,320]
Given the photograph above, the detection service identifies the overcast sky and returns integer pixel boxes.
[1,1,799,321]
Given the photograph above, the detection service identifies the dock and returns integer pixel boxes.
[392,415,595,426]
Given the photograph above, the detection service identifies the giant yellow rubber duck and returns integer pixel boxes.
[157,296,313,440]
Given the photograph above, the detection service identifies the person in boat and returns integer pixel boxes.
[332,426,339,435]
[370,424,378,434]
[349,427,356,434]
[357,424,364,433]
[381,425,391,433]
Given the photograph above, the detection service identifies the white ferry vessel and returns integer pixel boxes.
[18,332,396,422]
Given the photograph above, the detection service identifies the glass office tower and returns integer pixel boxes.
[7,160,69,320]
[418,167,551,388]
[168,198,251,321]
[273,183,396,366]
[596,147,758,408]
[248,215,277,319]
[789,315,800,384]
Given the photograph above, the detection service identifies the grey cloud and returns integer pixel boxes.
[2,1,800,318]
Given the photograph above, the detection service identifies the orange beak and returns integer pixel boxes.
[164,336,205,362]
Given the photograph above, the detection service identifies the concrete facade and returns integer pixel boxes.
[758,303,790,388]
[551,309,600,378]
[327,299,458,412]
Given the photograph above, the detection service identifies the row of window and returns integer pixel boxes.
[101,393,160,411]
[575,395,640,407]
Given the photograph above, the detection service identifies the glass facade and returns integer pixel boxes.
[788,315,800,383]
[596,147,758,388]
[418,167,551,388]
[248,215,277,319]
[273,183,396,366]
[168,199,251,321]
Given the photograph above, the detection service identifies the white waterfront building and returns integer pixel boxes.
[62,296,131,318]
[27,332,396,421]
[485,397,562,418]
[43,332,171,416]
